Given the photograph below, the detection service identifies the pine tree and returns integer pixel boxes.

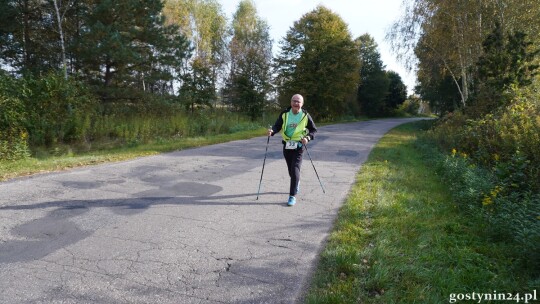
[473,21,539,114]
[75,0,191,99]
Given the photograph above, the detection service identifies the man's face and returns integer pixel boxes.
[291,96,303,112]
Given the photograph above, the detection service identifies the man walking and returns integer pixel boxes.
[267,94,317,206]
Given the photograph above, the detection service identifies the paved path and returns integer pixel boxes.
[0,118,421,304]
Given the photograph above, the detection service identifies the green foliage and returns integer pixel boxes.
[83,101,263,150]
[0,0,64,74]
[0,73,30,160]
[306,121,535,303]
[470,22,539,116]
[356,34,390,117]
[228,121,261,133]
[274,5,360,120]
[164,0,228,113]
[427,96,540,268]
[20,72,97,147]
[429,146,540,268]
[1,0,191,100]
[439,99,540,185]
[1,68,268,157]
[396,97,420,116]
[180,58,216,112]
[384,71,407,110]
[415,70,462,115]
[76,0,191,98]
[224,0,273,121]
[163,0,228,69]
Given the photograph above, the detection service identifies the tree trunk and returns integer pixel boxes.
[52,0,68,79]
[23,0,32,70]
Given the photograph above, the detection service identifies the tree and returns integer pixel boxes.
[75,0,191,99]
[224,0,272,120]
[470,21,539,115]
[0,0,66,75]
[413,31,462,115]
[51,0,73,79]
[274,5,359,120]
[356,34,389,117]
[385,70,407,111]
[391,0,492,108]
[164,0,228,98]
[180,58,215,112]
[388,0,540,109]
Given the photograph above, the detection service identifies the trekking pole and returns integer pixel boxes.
[256,126,272,200]
[304,144,326,193]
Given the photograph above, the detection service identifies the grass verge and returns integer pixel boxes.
[0,128,266,181]
[0,115,370,182]
[304,121,535,303]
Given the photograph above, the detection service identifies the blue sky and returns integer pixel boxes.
[220,0,416,94]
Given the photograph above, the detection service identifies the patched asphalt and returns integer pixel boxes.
[0,118,423,303]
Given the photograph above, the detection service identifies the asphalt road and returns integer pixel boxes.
[0,118,422,304]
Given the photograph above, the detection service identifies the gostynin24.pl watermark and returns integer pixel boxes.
[449,290,537,303]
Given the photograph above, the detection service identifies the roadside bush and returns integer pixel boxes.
[397,98,420,116]
[0,73,30,160]
[430,96,540,191]
[439,150,540,267]
[424,96,540,268]
[440,150,493,213]
[21,72,97,146]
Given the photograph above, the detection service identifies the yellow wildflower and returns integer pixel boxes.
[482,186,502,206]
[451,148,457,157]
[490,186,501,198]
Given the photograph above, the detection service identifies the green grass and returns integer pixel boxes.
[0,128,266,181]
[0,113,369,182]
[304,121,534,304]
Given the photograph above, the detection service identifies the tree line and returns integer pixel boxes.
[0,0,407,115]
[388,0,540,116]
[388,0,540,268]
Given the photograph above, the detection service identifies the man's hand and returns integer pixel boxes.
[301,137,309,145]
[267,129,273,136]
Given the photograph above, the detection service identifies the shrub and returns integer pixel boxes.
[397,98,420,116]
[430,97,540,191]
[0,73,30,160]
[424,96,540,268]
[20,72,98,146]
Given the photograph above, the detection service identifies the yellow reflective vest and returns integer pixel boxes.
[281,111,308,142]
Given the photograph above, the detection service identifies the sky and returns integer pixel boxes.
[220,0,416,94]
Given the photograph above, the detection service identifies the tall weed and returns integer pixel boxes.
[86,104,266,149]
[423,95,540,269]
[20,72,97,146]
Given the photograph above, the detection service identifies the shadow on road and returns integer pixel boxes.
[0,192,286,264]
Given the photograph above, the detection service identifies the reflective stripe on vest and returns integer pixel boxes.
[281,111,308,142]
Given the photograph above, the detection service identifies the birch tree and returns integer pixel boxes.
[224,0,273,120]
[164,0,228,95]
[388,0,540,109]
[51,0,73,79]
